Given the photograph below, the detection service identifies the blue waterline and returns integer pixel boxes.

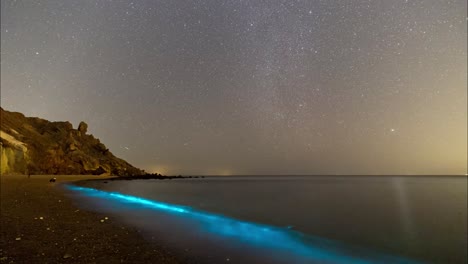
[66,184,422,264]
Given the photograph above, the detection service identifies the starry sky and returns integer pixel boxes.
[1,0,466,175]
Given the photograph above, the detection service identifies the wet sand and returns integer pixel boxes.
[0,175,183,264]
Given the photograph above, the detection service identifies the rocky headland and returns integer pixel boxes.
[0,108,143,176]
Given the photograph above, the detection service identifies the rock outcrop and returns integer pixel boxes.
[78,121,88,134]
[0,108,143,176]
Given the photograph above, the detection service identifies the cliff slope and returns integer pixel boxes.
[0,108,143,176]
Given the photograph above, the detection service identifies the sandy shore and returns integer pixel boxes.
[0,174,183,264]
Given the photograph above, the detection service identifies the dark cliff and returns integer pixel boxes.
[0,108,143,176]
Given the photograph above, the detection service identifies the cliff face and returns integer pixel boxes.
[0,108,143,176]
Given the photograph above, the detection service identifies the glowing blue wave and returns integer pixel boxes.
[66,185,422,264]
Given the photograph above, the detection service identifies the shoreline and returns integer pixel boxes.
[0,174,185,263]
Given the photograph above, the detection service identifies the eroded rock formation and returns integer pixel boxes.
[0,108,143,176]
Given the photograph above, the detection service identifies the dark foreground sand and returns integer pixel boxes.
[0,175,183,264]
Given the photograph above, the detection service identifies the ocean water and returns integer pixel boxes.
[67,176,467,264]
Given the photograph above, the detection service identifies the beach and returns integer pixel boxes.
[0,175,183,264]
[2,175,466,264]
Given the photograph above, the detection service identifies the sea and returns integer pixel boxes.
[66,176,467,264]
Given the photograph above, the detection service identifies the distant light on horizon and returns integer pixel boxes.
[148,165,170,175]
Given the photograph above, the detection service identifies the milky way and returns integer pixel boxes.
[1,0,466,175]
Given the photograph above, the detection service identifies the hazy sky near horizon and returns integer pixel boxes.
[1,0,466,175]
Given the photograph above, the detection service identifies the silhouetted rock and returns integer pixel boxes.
[78,121,88,135]
[0,108,143,176]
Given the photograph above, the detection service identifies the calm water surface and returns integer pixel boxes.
[68,176,467,264]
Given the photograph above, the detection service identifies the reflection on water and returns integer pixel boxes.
[66,184,422,264]
[391,177,415,242]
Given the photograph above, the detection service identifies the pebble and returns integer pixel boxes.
[15,237,21,241]
[63,253,72,259]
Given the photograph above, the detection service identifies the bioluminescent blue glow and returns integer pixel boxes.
[66,184,422,264]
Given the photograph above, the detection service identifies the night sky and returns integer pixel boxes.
[1,0,466,175]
